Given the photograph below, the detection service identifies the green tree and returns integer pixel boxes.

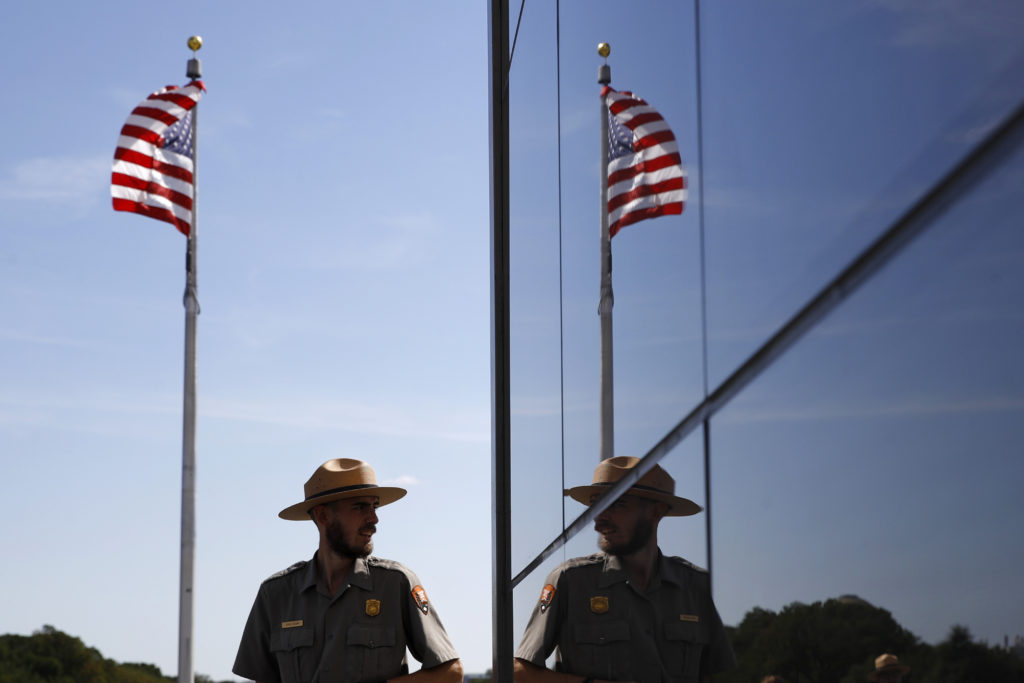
[719,599,917,683]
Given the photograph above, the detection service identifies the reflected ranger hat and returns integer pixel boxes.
[868,654,910,680]
[278,458,407,521]
[565,456,702,517]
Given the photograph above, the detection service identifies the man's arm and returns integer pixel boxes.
[391,658,463,683]
[514,657,633,683]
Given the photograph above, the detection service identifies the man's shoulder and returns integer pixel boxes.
[260,560,308,586]
[661,554,712,590]
[551,553,605,577]
[366,556,419,581]
[663,554,709,574]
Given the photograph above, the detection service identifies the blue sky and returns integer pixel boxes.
[1,2,490,679]
[2,1,1024,681]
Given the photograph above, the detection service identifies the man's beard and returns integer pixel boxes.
[598,516,654,557]
[326,518,375,559]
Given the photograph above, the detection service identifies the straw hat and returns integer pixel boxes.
[868,654,910,680]
[565,456,702,517]
[278,458,407,521]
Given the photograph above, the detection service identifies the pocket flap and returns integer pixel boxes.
[664,619,708,644]
[347,624,397,649]
[270,626,314,652]
[574,620,630,645]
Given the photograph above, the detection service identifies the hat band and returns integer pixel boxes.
[305,482,379,502]
[591,481,672,497]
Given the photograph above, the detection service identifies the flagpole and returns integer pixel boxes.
[598,43,614,462]
[178,35,202,683]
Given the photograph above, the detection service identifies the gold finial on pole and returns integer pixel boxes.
[598,43,611,85]
[186,36,203,79]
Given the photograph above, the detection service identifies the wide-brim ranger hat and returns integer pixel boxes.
[279,458,407,521]
[868,654,910,680]
[565,456,702,517]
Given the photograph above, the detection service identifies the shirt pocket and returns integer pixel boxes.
[663,620,709,681]
[571,620,631,680]
[346,624,401,682]
[269,626,315,683]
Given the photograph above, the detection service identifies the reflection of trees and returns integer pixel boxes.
[0,625,232,683]
[720,599,1024,683]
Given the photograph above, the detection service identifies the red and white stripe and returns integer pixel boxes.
[111,81,205,236]
[604,87,686,238]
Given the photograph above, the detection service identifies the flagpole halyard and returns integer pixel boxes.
[598,43,614,462]
[178,36,202,683]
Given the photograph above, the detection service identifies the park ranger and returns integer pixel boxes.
[233,458,462,683]
[514,456,735,683]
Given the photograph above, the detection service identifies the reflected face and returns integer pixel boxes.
[594,494,656,557]
[324,495,380,559]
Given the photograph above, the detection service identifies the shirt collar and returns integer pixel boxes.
[300,554,319,592]
[597,550,671,590]
[306,552,374,594]
[598,552,629,588]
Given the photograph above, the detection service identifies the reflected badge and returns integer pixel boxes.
[590,596,609,614]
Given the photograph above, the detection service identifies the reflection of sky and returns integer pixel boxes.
[509,0,1024,651]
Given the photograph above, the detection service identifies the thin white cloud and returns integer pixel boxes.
[315,107,347,121]
[201,395,489,444]
[0,389,488,444]
[0,329,96,349]
[720,395,1024,425]
[296,211,441,272]
[383,475,421,487]
[0,155,108,205]
[867,0,1024,49]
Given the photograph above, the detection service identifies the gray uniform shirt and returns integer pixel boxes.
[515,552,736,683]
[233,554,458,683]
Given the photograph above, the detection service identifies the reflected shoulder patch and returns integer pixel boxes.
[539,584,556,613]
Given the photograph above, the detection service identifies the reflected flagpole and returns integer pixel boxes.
[597,47,686,463]
[178,35,203,683]
[598,43,614,461]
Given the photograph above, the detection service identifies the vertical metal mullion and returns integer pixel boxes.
[489,0,513,680]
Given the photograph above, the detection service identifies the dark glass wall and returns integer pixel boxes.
[498,0,1024,679]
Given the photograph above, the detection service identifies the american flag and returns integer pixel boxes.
[604,86,685,238]
[111,81,205,236]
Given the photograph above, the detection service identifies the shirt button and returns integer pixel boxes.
[369,640,375,647]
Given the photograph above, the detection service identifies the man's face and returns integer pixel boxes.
[324,495,379,559]
[593,494,656,557]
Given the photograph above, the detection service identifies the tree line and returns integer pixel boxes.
[0,625,231,683]
[4,601,1023,683]
[718,597,1024,683]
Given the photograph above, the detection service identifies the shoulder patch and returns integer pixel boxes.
[538,584,556,613]
[411,585,430,614]
[263,561,306,584]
